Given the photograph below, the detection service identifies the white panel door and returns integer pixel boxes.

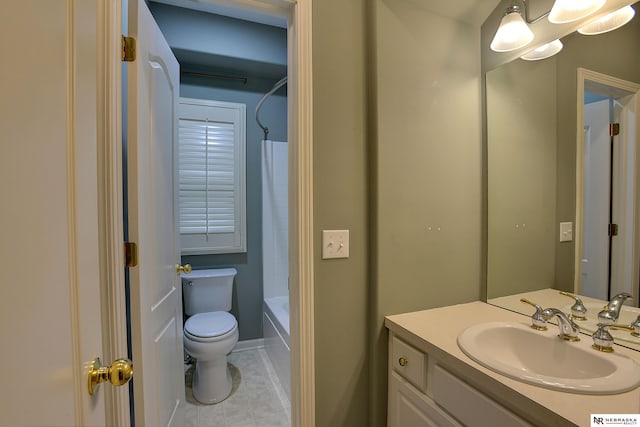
[127,1,185,425]
[0,1,109,426]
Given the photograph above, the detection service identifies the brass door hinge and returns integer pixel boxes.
[610,123,620,137]
[125,242,138,267]
[122,36,136,62]
[608,223,619,237]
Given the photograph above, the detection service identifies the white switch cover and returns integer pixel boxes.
[322,230,350,259]
[560,222,573,242]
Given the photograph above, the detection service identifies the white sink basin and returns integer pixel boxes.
[457,321,640,394]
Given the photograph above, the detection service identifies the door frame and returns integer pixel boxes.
[575,68,640,303]
[96,0,315,426]
[94,1,131,425]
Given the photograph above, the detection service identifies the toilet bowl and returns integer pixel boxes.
[181,268,238,404]
[183,312,239,404]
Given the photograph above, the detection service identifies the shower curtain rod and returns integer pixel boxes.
[180,71,248,84]
[256,76,287,141]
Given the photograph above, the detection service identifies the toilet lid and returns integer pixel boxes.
[185,312,237,338]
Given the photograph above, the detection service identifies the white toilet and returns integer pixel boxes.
[182,268,239,404]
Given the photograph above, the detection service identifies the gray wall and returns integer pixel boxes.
[368,1,484,425]
[150,2,288,341]
[486,58,558,298]
[149,2,286,79]
[313,0,370,425]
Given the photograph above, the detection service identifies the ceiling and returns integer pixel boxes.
[402,0,499,25]
[152,0,500,28]
[151,0,288,28]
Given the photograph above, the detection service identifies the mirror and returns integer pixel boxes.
[484,3,640,349]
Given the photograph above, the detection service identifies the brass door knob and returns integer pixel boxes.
[88,357,133,395]
[398,357,408,367]
[176,264,192,275]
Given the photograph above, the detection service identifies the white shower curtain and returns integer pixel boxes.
[262,140,289,299]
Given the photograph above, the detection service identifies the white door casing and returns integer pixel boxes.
[610,95,638,298]
[127,0,185,426]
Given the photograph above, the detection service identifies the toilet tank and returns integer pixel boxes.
[182,268,237,316]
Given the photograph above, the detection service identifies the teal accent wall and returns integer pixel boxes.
[150,2,287,341]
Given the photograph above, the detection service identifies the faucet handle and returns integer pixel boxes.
[520,298,548,331]
[631,316,640,337]
[592,324,615,353]
[559,291,587,320]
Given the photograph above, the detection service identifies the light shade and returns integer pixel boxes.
[520,39,563,60]
[578,6,636,35]
[490,6,535,52]
[548,0,606,24]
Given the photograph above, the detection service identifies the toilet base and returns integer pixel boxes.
[191,355,233,404]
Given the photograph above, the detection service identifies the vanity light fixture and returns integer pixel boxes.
[490,5,535,52]
[490,0,610,53]
[578,5,636,35]
[548,0,606,23]
[520,39,563,60]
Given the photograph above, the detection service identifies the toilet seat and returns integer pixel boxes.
[184,312,237,342]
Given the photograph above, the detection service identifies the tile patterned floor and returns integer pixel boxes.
[184,348,291,427]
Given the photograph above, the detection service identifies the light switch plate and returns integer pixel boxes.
[322,230,350,259]
[560,222,573,242]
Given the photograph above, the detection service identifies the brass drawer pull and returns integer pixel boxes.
[176,264,192,275]
[398,357,408,367]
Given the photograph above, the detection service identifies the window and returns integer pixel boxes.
[178,98,246,254]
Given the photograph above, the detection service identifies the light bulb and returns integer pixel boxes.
[549,0,606,24]
[491,6,534,52]
[578,6,636,35]
[520,39,563,61]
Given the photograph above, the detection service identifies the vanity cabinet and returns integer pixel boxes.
[387,333,532,427]
[386,302,640,426]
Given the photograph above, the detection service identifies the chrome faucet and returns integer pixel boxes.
[559,291,587,320]
[520,299,580,340]
[541,308,581,342]
[597,292,632,324]
[592,292,632,352]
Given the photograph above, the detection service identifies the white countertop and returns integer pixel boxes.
[385,301,640,426]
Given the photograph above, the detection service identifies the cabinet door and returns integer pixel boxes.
[431,364,532,427]
[388,371,461,427]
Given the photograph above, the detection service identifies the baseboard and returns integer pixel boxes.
[233,338,265,352]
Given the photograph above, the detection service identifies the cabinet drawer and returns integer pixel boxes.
[392,335,426,392]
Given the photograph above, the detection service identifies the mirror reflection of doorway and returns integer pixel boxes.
[579,71,640,302]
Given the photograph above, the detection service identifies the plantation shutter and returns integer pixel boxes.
[178,98,246,254]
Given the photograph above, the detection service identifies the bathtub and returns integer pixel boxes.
[263,295,290,399]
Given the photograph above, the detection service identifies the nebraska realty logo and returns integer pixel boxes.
[592,414,640,426]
